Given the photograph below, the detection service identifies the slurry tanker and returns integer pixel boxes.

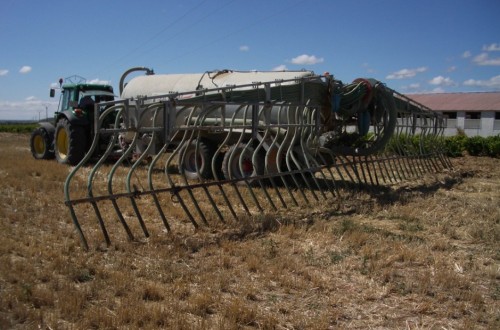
[33,67,449,249]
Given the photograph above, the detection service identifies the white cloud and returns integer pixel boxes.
[87,78,111,85]
[19,66,32,74]
[482,43,500,52]
[463,75,500,89]
[428,76,455,86]
[272,64,288,71]
[239,45,249,52]
[386,67,427,80]
[462,51,472,58]
[290,54,324,65]
[472,53,500,66]
[0,69,8,76]
[26,96,37,101]
[447,66,456,72]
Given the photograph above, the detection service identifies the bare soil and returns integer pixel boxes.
[0,133,499,329]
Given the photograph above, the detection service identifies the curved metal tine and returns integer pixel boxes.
[213,104,252,219]
[252,103,279,211]
[436,116,452,169]
[63,103,126,249]
[147,142,171,232]
[297,104,324,199]
[311,148,339,197]
[421,118,437,173]
[187,104,227,223]
[357,155,370,186]
[376,150,390,185]
[305,106,338,197]
[178,104,227,225]
[416,116,432,173]
[284,106,311,204]
[306,105,335,198]
[208,113,239,222]
[261,102,287,208]
[426,116,442,172]
[365,155,378,186]
[85,105,129,246]
[164,105,205,228]
[398,113,413,180]
[392,102,415,181]
[299,105,328,199]
[411,115,426,177]
[106,106,138,241]
[237,105,263,213]
[123,103,168,238]
[387,114,403,183]
[414,116,427,174]
[275,103,299,207]
[334,154,355,188]
[392,119,408,181]
[349,156,364,186]
[394,111,411,180]
[142,101,182,232]
[427,115,443,170]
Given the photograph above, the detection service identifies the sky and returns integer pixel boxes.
[1,0,499,121]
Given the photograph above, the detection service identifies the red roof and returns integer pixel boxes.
[407,92,500,112]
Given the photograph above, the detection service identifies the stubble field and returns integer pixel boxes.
[0,132,499,329]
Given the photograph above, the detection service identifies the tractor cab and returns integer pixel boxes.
[51,77,115,125]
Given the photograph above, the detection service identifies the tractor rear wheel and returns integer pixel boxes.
[54,119,87,165]
[30,127,54,160]
[222,144,264,183]
[178,139,214,180]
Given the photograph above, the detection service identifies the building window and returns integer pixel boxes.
[443,111,457,119]
[464,112,481,129]
[495,112,500,130]
[442,111,457,128]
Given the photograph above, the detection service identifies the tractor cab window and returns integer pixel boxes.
[78,91,114,105]
[60,88,76,112]
[78,90,115,112]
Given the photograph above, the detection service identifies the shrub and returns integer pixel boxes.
[485,135,500,158]
[0,123,38,133]
[465,136,487,156]
[444,135,467,157]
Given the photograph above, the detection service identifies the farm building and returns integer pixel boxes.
[408,92,500,137]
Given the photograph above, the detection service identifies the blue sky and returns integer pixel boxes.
[1,0,499,120]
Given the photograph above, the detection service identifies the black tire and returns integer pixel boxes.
[178,139,214,180]
[30,127,54,160]
[222,144,264,182]
[54,118,87,165]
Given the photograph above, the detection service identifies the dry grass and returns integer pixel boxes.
[0,132,499,329]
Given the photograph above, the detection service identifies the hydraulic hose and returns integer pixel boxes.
[119,67,155,96]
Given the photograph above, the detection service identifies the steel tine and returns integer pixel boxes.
[107,131,136,241]
[85,106,126,246]
[67,204,89,251]
[148,144,171,232]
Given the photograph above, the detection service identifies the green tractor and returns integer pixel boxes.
[30,76,115,165]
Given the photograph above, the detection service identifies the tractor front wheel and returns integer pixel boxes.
[54,119,87,165]
[30,127,54,160]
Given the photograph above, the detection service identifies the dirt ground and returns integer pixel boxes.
[0,133,499,329]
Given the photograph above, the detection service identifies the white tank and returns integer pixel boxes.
[121,70,315,99]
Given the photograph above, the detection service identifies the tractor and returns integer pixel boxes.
[29,76,115,165]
